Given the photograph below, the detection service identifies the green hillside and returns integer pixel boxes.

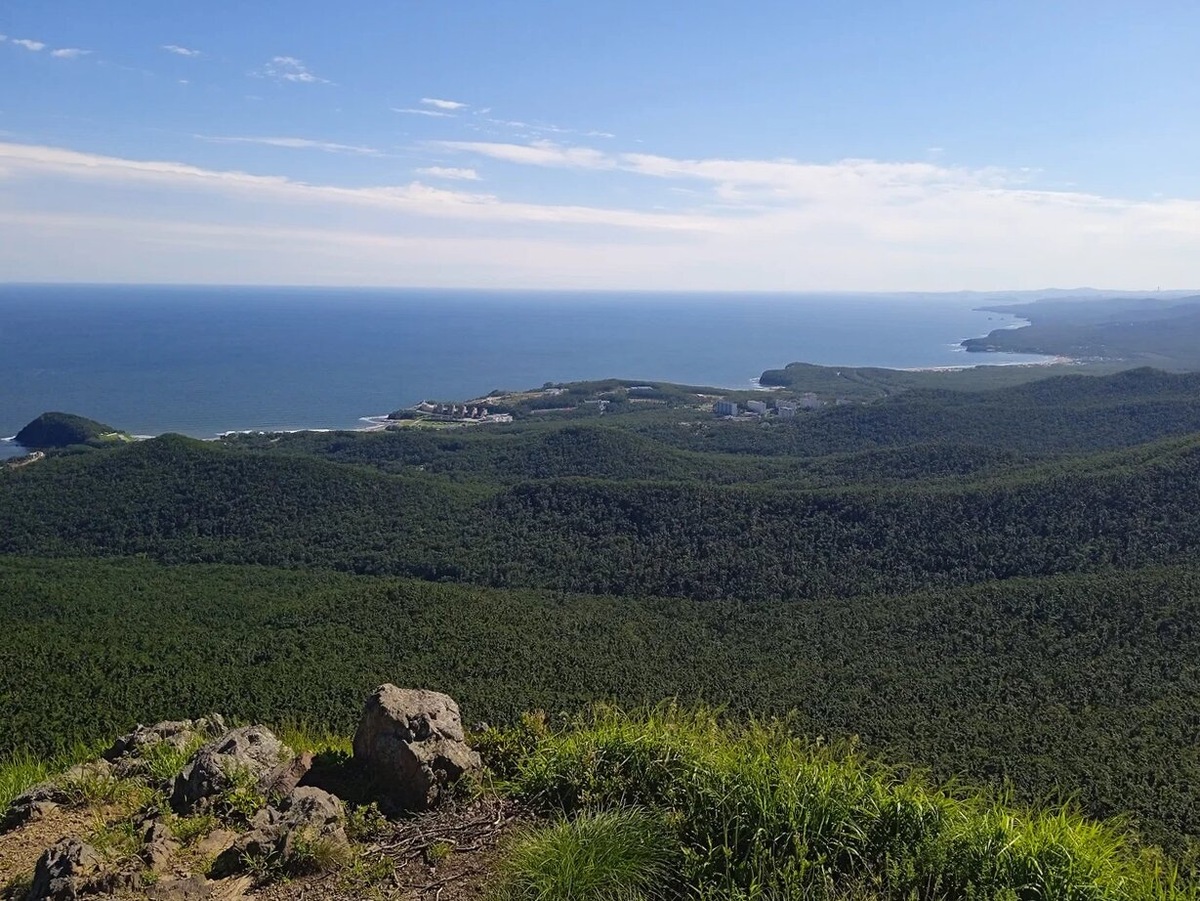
[5,366,1200,877]
[13,411,122,449]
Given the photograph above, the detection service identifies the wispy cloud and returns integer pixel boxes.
[421,98,467,111]
[50,48,91,59]
[12,39,46,51]
[162,44,202,57]
[392,107,453,118]
[0,142,711,233]
[436,140,1005,208]
[416,166,480,181]
[479,117,616,141]
[436,140,614,170]
[5,139,1200,290]
[257,56,330,85]
[197,135,381,156]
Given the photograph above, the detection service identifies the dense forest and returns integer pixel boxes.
[4,365,1200,865]
[3,555,1200,859]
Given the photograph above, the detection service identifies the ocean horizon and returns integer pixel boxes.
[0,285,1054,456]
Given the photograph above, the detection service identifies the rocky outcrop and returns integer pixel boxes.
[169,725,293,814]
[28,838,105,901]
[213,787,347,876]
[104,716,226,777]
[352,685,480,812]
[9,688,483,898]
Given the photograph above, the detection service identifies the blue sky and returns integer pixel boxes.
[2,0,1198,290]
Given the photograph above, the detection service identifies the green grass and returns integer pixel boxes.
[493,807,674,901]
[0,740,107,812]
[483,706,1198,901]
[141,733,209,784]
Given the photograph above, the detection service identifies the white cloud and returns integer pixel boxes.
[3,140,1200,290]
[421,98,467,111]
[416,167,480,181]
[392,107,452,118]
[51,48,91,59]
[12,39,46,51]
[481,117,616,141]
[0,34,7,42]
[0,142,711,233]
[197,135,381,156]
[257,56,329,85]
[435,140,614,170]
[162,44,202,57]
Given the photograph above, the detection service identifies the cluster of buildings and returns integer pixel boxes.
[713,394,823,419]
[411,402,513,423]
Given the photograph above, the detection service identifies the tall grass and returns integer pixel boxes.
[484,706,1197,901]
[0,740,107,812]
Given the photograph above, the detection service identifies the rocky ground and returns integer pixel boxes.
[0,688,522,901]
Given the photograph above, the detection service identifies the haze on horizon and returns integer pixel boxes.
[2,0,1198,292]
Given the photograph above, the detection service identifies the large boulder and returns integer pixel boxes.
[169,725,292,815]
[352,685,480,812]
[28,838,104,901]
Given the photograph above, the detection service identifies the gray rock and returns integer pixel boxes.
[169,725,293,815]
[213,787,347,876]
[141,820,181,872]
[352,685,481,812]
[28,838,104,901]
[104,716,226,777]
[147,874,213,901]
[2,783,66,832]
[104,719,222,763]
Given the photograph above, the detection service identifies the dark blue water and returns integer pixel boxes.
[0,285,1049,455]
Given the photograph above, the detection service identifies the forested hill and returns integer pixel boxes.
[7,365,1200,863]
[961,296,1200,367]
[13,411,120,449]
[5,370,1200,600]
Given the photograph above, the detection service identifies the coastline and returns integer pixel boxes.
[898,353,1077,374]
[6,353,1087,451]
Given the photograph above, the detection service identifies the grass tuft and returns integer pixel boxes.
[493,807,674,901]
[0,741,107,812]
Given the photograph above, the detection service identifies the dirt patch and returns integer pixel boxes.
[240,796,521,901]
[0,805,103,894]
[2,796,524,901]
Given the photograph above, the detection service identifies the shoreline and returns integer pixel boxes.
[898,353,1077,374]
[3,356,1085,450]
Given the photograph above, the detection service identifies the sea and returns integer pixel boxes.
[0,285,1053,458]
